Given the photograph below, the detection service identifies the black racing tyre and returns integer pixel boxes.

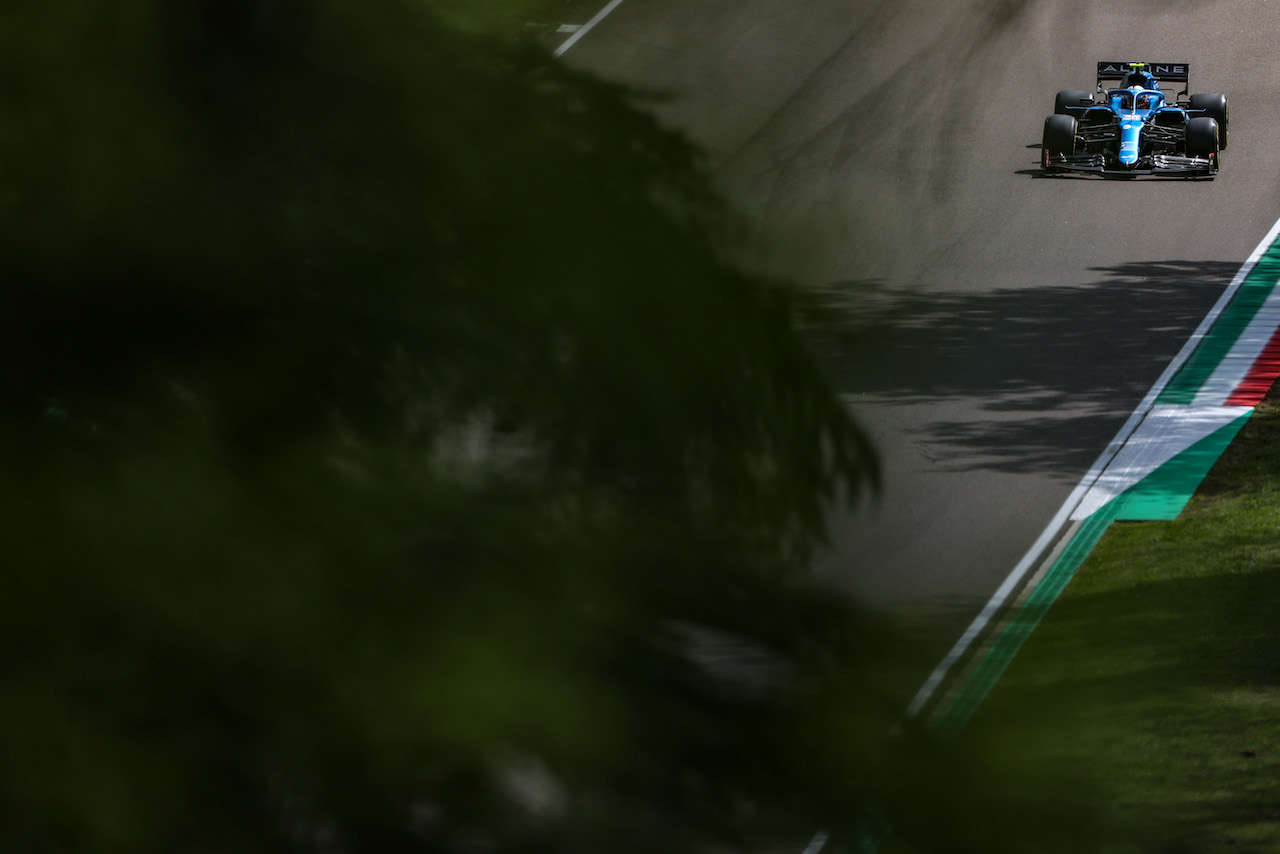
[1054,89,1093,115]
[1190,93,1229,149]
[1043,113,1077,159]
[1185,117,1220,162]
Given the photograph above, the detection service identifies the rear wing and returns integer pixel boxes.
[1097,61,1191,97]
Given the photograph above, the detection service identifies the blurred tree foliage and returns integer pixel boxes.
[0,1,1092,853]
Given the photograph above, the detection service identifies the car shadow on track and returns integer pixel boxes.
[809,259,1240,477]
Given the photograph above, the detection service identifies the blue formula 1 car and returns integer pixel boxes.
[1042,61,1228,178]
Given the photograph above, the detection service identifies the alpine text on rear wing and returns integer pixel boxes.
[1096,62,1191,98]
[1096,61,1190,82]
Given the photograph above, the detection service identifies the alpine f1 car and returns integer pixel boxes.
[1042,61,1228,178]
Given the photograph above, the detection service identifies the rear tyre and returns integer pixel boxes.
[1054,89,1093,115]
[1185,117,1220,170]
[1189,93,1229,149]
[1042,113,1077,170]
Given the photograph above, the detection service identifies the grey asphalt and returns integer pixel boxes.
[561,0,1280,656]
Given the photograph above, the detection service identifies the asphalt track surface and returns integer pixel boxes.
[561,0,1280,670]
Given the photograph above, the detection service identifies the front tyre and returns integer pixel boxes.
[1189,93,1229,149]
[1042,113,1077,170]
[1185,116,1220,172]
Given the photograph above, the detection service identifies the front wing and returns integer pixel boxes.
[1043,151,1217,177]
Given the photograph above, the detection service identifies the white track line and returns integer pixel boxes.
[801,831,829,854]
[903,478,1095,718]
[553,0,627,57]
[905,213,1280,720]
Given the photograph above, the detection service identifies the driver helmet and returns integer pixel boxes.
[1136,92,1152,109]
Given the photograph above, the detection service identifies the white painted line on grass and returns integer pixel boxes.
[1071,404,1252,520]
[553,0,627,57]
[801,831,829,854]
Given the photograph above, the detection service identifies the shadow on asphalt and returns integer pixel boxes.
[808,259,1240,477]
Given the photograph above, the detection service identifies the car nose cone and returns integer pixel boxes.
[1119,118,1142,165]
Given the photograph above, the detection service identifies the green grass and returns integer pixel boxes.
[961,388,1280,852]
